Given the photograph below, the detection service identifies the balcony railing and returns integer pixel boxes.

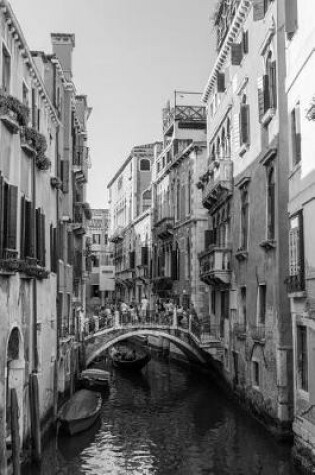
[73,146,89,183]
[162,105,206,133]
[285,273,305,293]
[199,246,232,285]
[202,160,233,210]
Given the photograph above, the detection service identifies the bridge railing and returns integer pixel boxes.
[83,310,218,347]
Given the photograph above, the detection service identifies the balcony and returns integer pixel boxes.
[73,145,89,183]
[251,324,266,343]
[285,273,305,294]
[202,160,233,210]
[162,105,206,135]
[110,226,124,243]
[155,217,174,239]
[199,246,232,286]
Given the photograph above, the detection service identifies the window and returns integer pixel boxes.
[267,166,275,240]
[252,361,260,387]
[297,325,308,391]
[104,234,108,246]
[186,238,191,279]
[253,0,273,21]
[257,284,266,324]
[22,82,29,108]
[288,212,305,292]
[0,176,18,255]
[142,189,151,212]
[2,45,11,93]
[240,286,247,326]
[239,95,250,147]
[211,290,216,315]
[176,180,180,221]
[140,159,150,171]
[240,185,249,250]
[187,172,191,215]
[92,234,101,244]
[258,53,277,123]
[285,0,298,38]
[36,208,46,267]
[290,103,301,166]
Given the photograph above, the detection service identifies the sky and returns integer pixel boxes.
[10,0,214,208]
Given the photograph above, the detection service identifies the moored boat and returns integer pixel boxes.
[58,389,102,436]
[78,368,111,391]
[112,351,151,371]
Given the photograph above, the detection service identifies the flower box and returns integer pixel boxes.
[0,90,29,128]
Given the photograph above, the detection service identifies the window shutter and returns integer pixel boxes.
[233,113,240,150]
[217,72,225,93]
[242,31,249,55]
[270,61,277,109]
[40,213,46,267]
[58,222,64,261]
[263,74,270,113]
[141,246,148,266]
[240,105,250,145]
[61,160,70,193]
[25,200,33,258]
[257,76,265,122]
[67,231,74,265]
[298,211,304,278]
[0,174,4,255]
[32,89,37,129]
[20,196,26,259]
[7,185,18,250]
[285,0,298,36]
[231,43,243,66]
[295,104,301,163]
[36,209,41,263]
[253,0,265,21]
[171,250,177,280]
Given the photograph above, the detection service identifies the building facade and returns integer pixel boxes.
[108,144,157,305]
[198,0,292,435]
[151,92,209,316]
[86,208,114,314]
[284,0,315,469]
[0,2,91,470]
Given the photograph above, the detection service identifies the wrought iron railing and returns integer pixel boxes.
[285,273,305,293]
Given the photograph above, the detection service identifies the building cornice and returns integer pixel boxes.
[0,0,60,125]
[202,0,251,103]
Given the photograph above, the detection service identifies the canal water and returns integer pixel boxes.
[23,355,298,475]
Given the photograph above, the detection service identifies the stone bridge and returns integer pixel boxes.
[83,314,222,366]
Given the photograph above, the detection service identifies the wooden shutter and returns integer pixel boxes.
[253,0,265,21]
[285,0,298,35]
[61,160,70,193]
[257,76,265,122]
[217,72,225,93]
[231,43,243,66]
[240,105,250,145]
[171,250,177,280]
[25,200,33,258]
[298,211,304,278]
[57,222,64,261]
[263,74,270,113]
[32,88,37,129]
[295,103,301,163]
[20,196,26,259]
[36,209,41,263]
[7,185,18,250]
[67,231,74,265]
[0,174,4,255]
[141,246,148,266]
[53,227,57,271]
[270,61,277,109]
[242,31,249,55]
[40,213,46,267]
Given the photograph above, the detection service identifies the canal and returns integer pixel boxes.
[23,355,298,475]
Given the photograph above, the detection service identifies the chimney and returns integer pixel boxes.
[51,33,75,80]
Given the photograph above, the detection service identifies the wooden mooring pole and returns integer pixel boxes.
[10,388,20,475]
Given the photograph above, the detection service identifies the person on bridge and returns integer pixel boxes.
[140,295,149,322]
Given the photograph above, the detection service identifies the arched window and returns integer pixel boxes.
[240,186,249,250]
[264,50,277,111]
[221,128,226,158]
[142,189,151,212]
[139,159,151,171]
[216,137,221,160]
[176,179,180,221]
[267,167,275,240]
[240,94,250,146]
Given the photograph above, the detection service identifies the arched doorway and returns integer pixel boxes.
[6,327,25,447]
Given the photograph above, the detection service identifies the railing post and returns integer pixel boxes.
[172,307,178,329]
[114,310,120,328]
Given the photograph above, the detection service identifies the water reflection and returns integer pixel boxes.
[23,357,297,475]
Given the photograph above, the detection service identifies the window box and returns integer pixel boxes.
[261,107,276,127]
[259,239,276,251]
[0,91,29,129]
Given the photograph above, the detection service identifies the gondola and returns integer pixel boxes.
[58,389,102,436]
[78,368,111,391]
[112,352,151,371]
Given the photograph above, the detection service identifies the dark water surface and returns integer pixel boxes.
[23,357,298,475]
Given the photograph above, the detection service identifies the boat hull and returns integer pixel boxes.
[60,411,100,436]
[112,353,151,371]
[58,389,102,436]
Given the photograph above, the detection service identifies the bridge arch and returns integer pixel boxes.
[85,329,207,366]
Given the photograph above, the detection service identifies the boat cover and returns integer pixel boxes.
[59,389,100,421]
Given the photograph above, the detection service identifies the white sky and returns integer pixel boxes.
[10,0,215,207]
